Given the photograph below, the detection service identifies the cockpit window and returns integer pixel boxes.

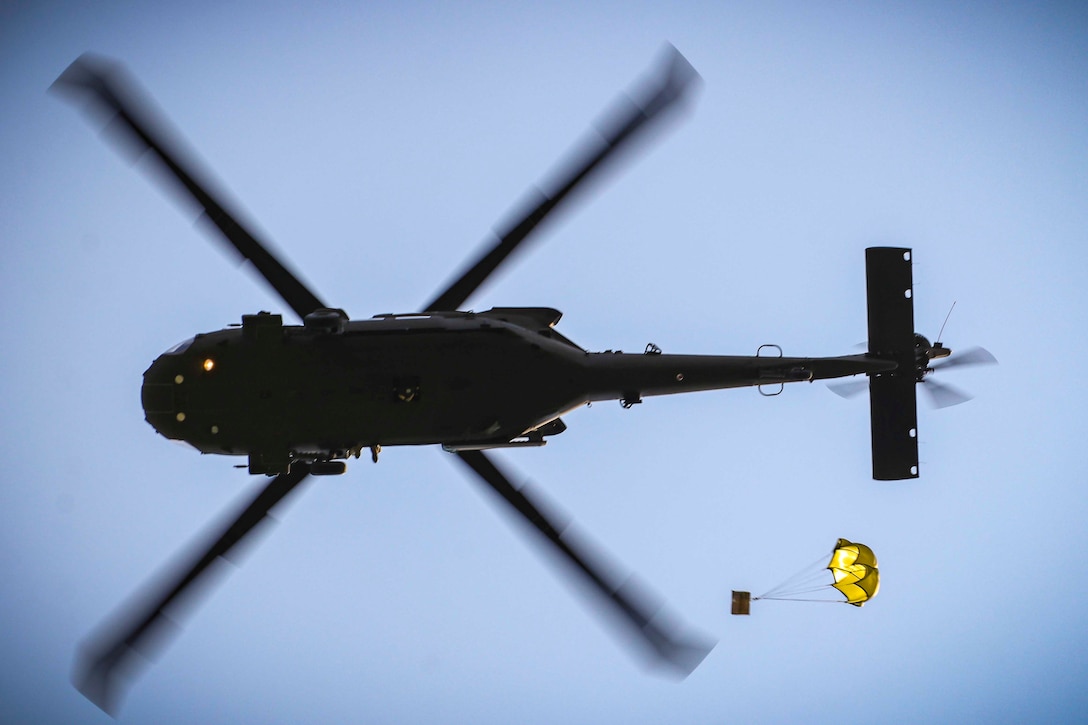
[165,337,194,354]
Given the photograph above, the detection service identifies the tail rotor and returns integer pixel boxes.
[832,340,996,408]
[914,337,997,408]
[847,248,996,480]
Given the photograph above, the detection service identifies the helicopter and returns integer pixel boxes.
[54,47,992,715]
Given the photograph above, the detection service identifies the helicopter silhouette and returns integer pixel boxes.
[54,46,992,715]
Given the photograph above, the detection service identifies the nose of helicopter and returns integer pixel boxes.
[141,353,185,439]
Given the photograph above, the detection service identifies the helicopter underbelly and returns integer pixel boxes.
[142,324,586,459]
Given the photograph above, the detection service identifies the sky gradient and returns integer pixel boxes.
[2,2,1086,723]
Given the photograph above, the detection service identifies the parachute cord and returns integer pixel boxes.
[755,596,845,604]
[760,565,824,597]
[765,582,834,595]
[758,552,832,599]
[760,579,829,599]
[761,583,835,596]
[761,580,827,598]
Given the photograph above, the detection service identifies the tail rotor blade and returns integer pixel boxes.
[922,378,973,408]
[828,378,868,399]
[930,346,997,371]
[452,450,714,676]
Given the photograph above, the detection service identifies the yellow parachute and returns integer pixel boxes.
[731,538,879,614]
[827,538,880,606]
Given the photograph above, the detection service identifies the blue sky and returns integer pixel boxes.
[2,2,1086,723]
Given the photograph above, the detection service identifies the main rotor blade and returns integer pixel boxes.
[423,45,701,312]
[929,346,997,371]
[73,464,312,715]
[452,450,714,676]
[52,54,328,321]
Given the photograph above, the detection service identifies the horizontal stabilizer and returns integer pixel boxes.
[869,374,919,480]
[866,248,914,355]
[865,247,919,480]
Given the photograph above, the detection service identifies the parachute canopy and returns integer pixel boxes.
[827,538,880,606]
[734,537,880,613]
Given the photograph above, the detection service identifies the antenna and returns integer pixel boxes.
[936,301,957,343]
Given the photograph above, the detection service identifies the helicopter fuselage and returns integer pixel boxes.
[142,306,896,473]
